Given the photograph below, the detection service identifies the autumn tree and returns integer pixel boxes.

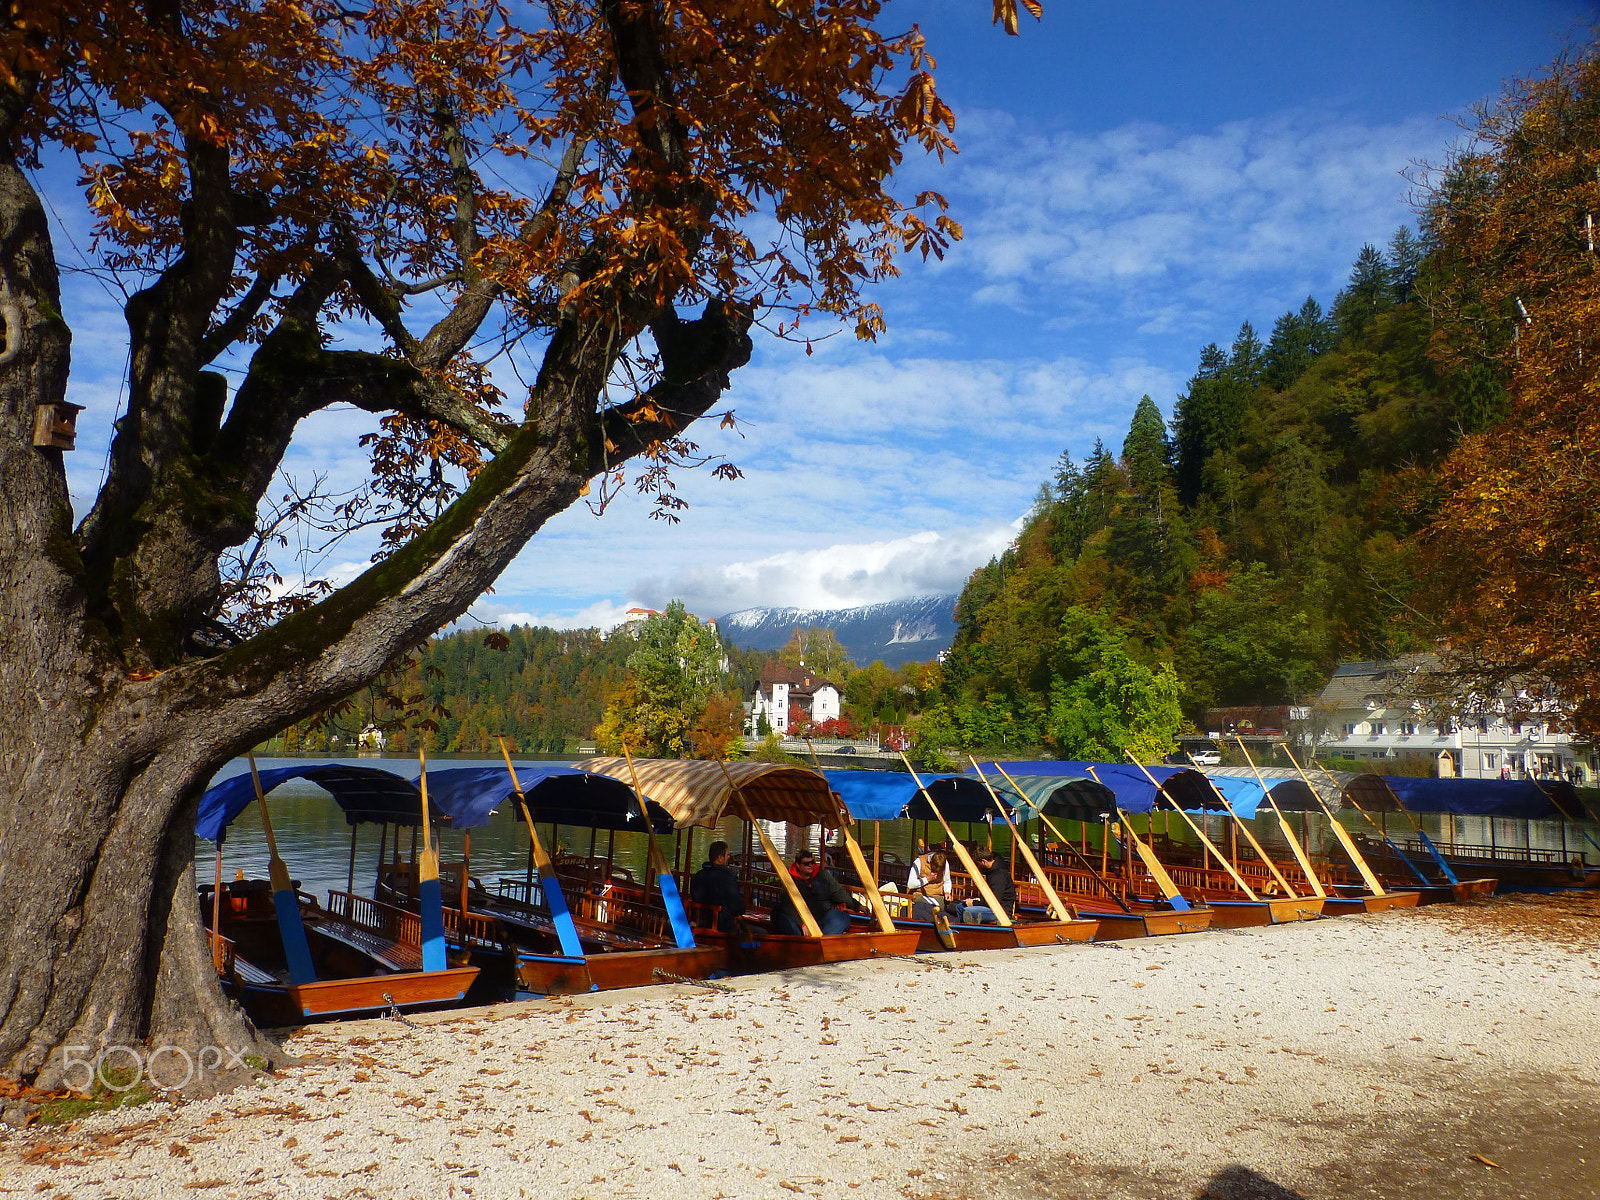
[1419,42,1600,732]
[777,624,855,682]
[593,600,725,756]
[0,0,1038,1088]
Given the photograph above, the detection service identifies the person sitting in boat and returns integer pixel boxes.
[906,849,952,924]
[959,848,1017,926]
[771,851,853,936]
[690,840,747,934]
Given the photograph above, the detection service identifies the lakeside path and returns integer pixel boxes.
[5,895,1599,1200]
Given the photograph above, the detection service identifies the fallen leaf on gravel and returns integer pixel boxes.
[1469,1154,1501,1168]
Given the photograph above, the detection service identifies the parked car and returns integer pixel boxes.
[1166,740,1221,767]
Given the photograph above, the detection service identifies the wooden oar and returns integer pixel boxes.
[247,753,316,985]
[898,751,1012,926]
[1276,743,1387,895]
[969,757,1075,922]
[715,759,823,937]
[1236,740,1327,898]
[993,763,1134,913]
[498,736,584,958]
[1086,766,1192,911]
[1123,754,1259,900]
[415,748,449,971]
[1183,753,1301,896]
[620,744,698,949]
[211,845,226,971]
[803,740,896,933]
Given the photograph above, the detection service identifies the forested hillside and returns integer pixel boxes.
[928,230,1495,756]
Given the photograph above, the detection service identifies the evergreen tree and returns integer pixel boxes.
[1121,395,1172,494]
[1332,243,1395,338]
[1172,343,1229,505]
[1228,321,1265,386]
[1387,225,1425,304]
[1263,297,1334,390]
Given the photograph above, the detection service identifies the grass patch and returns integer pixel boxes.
[34,1064,155,1125]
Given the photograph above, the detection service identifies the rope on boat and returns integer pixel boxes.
[652,968,735,993]
[867,949,960,970]
[381,992,421,1029]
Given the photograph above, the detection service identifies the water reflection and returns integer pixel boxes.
[197,756,1598,903]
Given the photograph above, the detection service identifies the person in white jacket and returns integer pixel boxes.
[905,849,954,923]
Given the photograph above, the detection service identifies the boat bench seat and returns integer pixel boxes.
[231,956,279,988]
[308,917,424,973]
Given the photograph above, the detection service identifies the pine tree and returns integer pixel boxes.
[1229,321,1265,386]
[1121,395,1172,494]
[1332,243,1395,338]
[1263,297,1334,390]
[1387,225,1425,304]
[1172,343,1229,505]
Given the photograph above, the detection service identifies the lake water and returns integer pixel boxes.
[196,755,1599,902]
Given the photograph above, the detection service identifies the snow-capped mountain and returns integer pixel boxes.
[718,595,957,668]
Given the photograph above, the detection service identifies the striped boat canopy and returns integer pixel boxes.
[581,757,841,828]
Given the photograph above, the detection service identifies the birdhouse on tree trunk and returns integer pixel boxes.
[32,400,84,450]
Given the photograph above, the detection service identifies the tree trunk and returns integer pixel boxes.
[0,160,276,1091]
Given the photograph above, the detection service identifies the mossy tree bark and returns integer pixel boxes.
[0,8,753,1090]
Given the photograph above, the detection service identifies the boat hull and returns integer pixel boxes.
[516,945,728,996]
[891,917,1099,952]
[1077,906,1214,939]
[239,966,480,1026]
[1322,890,1421,915]
[701,928,923,972]
[1205,897,1325,928]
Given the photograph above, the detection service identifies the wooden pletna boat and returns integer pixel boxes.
[194,760,478,1025]
[1338,770,1600,893]
[974,762,1237,938]
[581,754,922,970]
[407,750,726,996]
[822,759,1100,950]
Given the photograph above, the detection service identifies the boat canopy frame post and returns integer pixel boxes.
[1123,754,1258,901]
[1086,766,1190,911]
[499,736,583,958]
[346,824,358,896]
[1236,739,1327,898]
[898,751,1012,926]
[970,758,1074,923]
[619,744,699,949]
[1277,743,1387,895]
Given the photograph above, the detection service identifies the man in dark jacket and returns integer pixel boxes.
[771,851,853,935]
[960,848,1018,925]
[690,841,746,933]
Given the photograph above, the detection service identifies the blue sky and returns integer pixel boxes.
[53,1,1594,630]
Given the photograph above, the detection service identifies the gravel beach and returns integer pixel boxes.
[5,895,1598,1200]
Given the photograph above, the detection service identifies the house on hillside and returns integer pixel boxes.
[1314,654,1588,781]
[749,662,841,735]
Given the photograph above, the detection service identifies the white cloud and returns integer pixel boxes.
[469,597,642,632]
[635,523,1021,616]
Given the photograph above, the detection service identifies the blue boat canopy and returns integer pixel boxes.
[1343,774,1576,820]
[825,770,1017,823]
[196,764,433,843]
[419,766,675,832]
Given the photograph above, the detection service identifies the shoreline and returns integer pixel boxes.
[5,894,1598,1199]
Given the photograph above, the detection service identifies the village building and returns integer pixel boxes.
[749,662,842,735]
[1312,655,1589,782]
